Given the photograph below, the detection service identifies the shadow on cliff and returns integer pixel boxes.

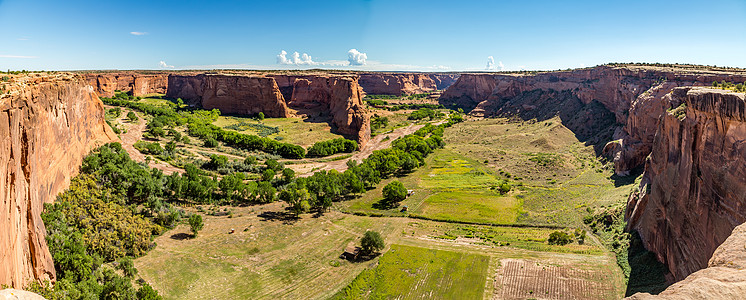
[625,230,672,296]
[473,89,619,155]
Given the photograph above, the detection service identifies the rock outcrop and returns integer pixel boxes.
[166,74,291,118]
[441,65,746,174]
[0,73,118,288]
[625,87,746,282]
[271,74,370,146]
[627,222,746,300]
[358,73,459,95]
[84,72,167,98]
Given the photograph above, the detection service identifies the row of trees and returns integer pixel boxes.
[408,108,444,120]
[306,138,359,157]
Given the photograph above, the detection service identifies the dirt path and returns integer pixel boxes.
[114,109,184,175]
[289,123,425,176]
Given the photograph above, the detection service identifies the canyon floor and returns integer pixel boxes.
[104,97,633,299]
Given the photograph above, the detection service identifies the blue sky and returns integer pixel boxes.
[1,0,745,71]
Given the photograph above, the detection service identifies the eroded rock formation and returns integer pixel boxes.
[358,73,459,95]
[271,74,370,146]
[625,87,746,282]
[627,222,746,300]
[0,73,118,288]
[84,72,167,98]
[167,74,290,117]
[441,65,746,174]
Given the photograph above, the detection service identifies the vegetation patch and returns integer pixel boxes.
[332,244,489,300]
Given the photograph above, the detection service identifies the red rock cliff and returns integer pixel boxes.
[0,73,118,288]
[270,74,370,146]
[441,66,746,174]
[627,219,746,300]
[166,74,290,118]
[84,72,167,98]
[625,87,746,282]
[358,73,460,95]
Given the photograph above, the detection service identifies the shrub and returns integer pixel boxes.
[548,231,572,245]
[126,111,138,122]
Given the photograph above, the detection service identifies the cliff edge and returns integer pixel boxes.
[0,73,118,288]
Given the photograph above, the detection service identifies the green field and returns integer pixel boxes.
[332,244,490,300]
[214,115,344,147]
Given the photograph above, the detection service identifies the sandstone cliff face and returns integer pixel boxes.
[166,74,291,118]
[0,73,118,288]
[442,66,746,174]
[279,75,371,146]
[625,87,746,282]
[84,73,167,98]
[358,73,443,95]
[627,222,746,300]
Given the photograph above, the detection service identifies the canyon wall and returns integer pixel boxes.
[441,66,746,173]
[358,73,459,95]
[627,222,746,300]
[84,72,167,98]
[271,74,371,146]
[166,74,290,118]
[0,73,118,288]
[625,87,746,282]
[169,74,371,146]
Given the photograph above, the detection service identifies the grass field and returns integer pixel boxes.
[332,244,490,300]
[214,116,343,147]
[135,203,406,300]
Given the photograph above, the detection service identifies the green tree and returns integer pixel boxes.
[382,181,407,205]
[117,257,137,278]
[257,112,265,121]
[262,169,276,182]
[136,283,162,300]
[255,181,277,203]
[282,168,295,182]
[165,141,176,153]
[203,137,218,148]
[188,214,204,237]
[548,231,572,245]
[361,231,385,254]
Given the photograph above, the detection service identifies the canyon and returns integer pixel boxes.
[439,65,746,296]
[0,73,118,288]
[3,66,746,298]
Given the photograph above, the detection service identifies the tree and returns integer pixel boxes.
[257,112,265,121]
[255,181,277,203]
[188,214,203,237]
[136,283,162,300]
[361,231,384,254]
[548,231,572,245]
[574,228,586,245]
[204,137,218,148]
[165,141,176,153]
[282,168,295,182]
[117,257,137,278]
[262,169,276,182]
[382,181,407,205]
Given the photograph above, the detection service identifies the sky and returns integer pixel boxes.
[1,0,745,71]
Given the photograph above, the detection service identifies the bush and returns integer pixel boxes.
[548,231,573,245]
[382,181,407,204]
[361,231,385,254]
[203,137,218,148]
[307,138,359,157]
[126,111,138,122]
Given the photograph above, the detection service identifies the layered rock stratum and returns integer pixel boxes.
[0,73,118,288]
[358,73,459,95]
[84,72,167,98]
[625,87,746,282]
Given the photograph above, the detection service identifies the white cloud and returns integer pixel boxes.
[486,56,504,71]
[277,50,318,65]
[159,61,174,68]
[17,37,29,41]
[347,49,367,66]
[0,55,37,59]
[130,32,148,36]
